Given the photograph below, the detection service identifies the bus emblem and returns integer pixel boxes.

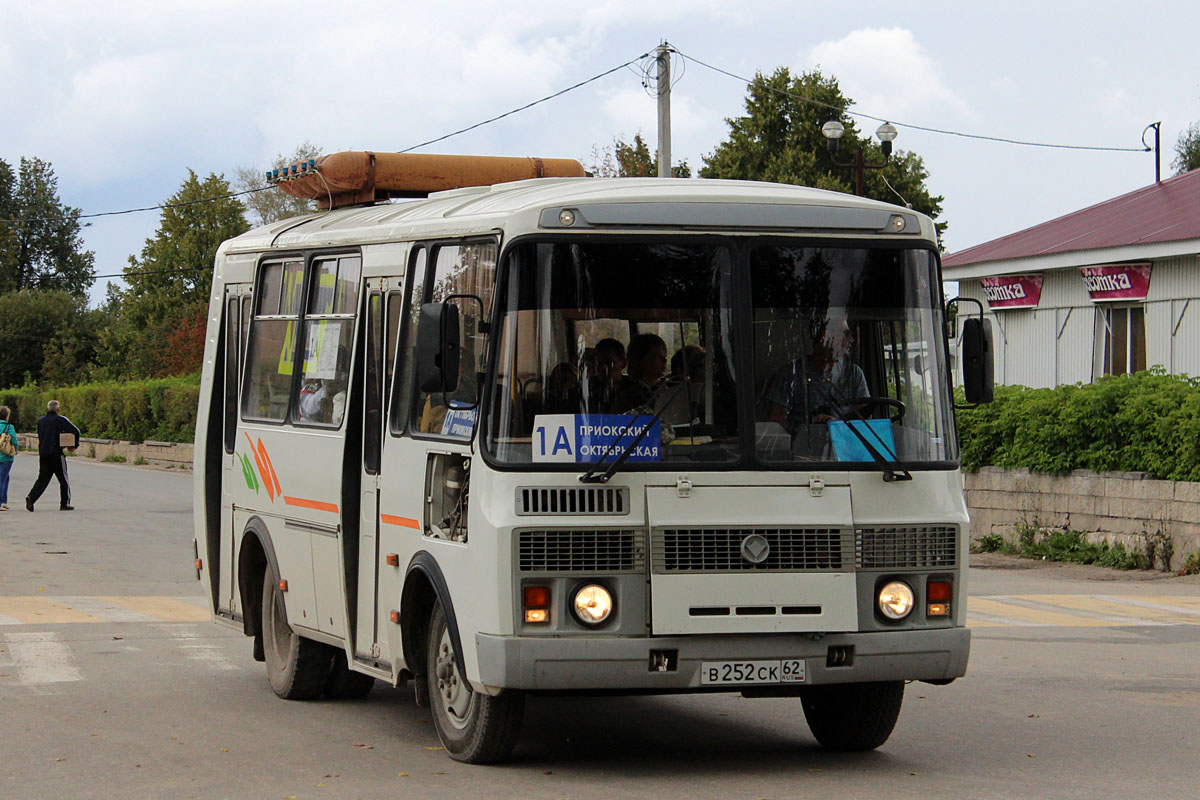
[740,534,770,565]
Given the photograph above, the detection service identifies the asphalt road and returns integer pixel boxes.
[2,458,1199,799]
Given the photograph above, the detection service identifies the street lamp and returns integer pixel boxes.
[822,121,898,196]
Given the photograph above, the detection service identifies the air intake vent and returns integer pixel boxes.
[856,526,958,569]
[516,486,629,516]
[518,529,644,572]
[652,528,850,573]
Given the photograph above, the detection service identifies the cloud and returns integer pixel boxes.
[806,28,976,125]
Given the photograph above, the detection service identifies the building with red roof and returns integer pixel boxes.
[942,168,1200,387]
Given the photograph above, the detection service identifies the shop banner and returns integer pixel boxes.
[980,274,1044,309]
[1081,264,1152,302]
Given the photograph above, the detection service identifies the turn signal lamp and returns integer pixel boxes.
[523,585,550,624]
[927,580,952,617]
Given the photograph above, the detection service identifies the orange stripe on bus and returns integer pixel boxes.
[245,432,275,502]
[283,496,339,513]
[257,437,282,496]
[381,514,421,529]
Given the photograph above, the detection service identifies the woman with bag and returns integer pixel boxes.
[0,406,17,511]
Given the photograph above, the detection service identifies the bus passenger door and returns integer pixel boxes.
[356,287,385,663]
[219,285,248,614]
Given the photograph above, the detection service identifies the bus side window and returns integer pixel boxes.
[364,291,383,474]
[223,298,239,453]
[243,260,304,422]
[384,289,403,417]
[390,247,427,435]
[294,255,360,427]
[413,241,497,438]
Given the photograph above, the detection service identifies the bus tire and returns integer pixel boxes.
[262,570,333,700]
[800,680,904,751]
[426,602,524,763]
[325,656,375,700]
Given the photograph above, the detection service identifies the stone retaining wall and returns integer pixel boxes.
[965,467,1200,566]
[17,434,193,468]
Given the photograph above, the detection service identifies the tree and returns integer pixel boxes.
[0,157,95,299]
[699,68,945,237]
[588,133,691,178]
[0,289,91,388]
[98,171,249,379]
[1173,122,1200,175]
[235,141,322,227]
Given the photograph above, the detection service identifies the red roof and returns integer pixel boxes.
[943,168,1200,269]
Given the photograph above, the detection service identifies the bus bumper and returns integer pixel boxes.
[474,626,970,691]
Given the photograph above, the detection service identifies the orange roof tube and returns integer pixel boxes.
[273,151,587,210]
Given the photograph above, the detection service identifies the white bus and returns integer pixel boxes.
[193,152,992,763]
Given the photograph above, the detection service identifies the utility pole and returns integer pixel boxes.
[656,43,672,178]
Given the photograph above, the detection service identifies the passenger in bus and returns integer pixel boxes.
[584,338,626,412]
[611,333,667,414]
[544,362,581,413]
[767,317,868,429]
[660,345,706,424]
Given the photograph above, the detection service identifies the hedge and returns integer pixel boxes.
[0,375,200,443]
[956,368,1200,481]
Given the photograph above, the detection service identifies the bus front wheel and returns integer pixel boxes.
[426,602,524,763]
[262,570,333,700]
[800,680,904,751]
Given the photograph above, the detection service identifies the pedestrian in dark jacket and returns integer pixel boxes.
[25,400,81,512]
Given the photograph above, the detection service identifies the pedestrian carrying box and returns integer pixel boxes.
[59,432,76,448]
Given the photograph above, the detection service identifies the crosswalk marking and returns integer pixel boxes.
[3,632,83,684]
[0,596,208,626]
[969,595,1200,628]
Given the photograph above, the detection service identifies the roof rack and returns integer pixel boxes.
[267,151,586,210]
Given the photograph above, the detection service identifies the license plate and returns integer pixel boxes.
[699,659,806,685]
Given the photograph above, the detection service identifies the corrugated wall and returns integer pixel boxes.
[953,253,1200,388]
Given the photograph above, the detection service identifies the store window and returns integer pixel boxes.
[1095,305,1146,377]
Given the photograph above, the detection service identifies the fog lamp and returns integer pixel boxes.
[572,584,614,626]
[878,581,915,620]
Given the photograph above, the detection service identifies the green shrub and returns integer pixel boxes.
[977,533,1005,553]
[1180,551,1200,576]
[103,454,127,463]
[957,369,1200,479]
[0,374,200,443]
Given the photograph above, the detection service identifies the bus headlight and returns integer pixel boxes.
[878,581,915,620]
[572,584,614,626]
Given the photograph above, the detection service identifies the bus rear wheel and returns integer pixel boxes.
[262,570,333,700]
[800,680,904,751]
[426,602,524,763]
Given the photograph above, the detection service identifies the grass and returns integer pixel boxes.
[102,454,127,463]
[133,456,146,466]
[975,525,1148,570]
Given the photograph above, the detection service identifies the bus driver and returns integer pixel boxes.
[768,316,868,429]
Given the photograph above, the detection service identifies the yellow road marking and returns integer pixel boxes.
[97,596,209,622]
[0,597,109,625]
[0,597,209,625]
[968,597,1124,627]
[1022,594,1197,625]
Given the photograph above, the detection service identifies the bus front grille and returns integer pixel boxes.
[515,486,629,516]
[518,529,645,572]
[651,528,850,573]
[855,526,958,568]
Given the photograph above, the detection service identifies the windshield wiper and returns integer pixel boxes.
[579,381,686,484]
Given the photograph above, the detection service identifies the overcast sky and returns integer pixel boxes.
[3,1,1197,305]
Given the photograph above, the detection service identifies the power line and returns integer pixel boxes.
[673,47,1150,154]
[399,50,653,153]
[3,51,654,228]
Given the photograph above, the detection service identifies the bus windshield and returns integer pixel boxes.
[484,238,956,470]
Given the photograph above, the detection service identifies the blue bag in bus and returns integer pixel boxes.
[828,419,897,462]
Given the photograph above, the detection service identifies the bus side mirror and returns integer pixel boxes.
[960,317,994,405]
[417,302,461,394]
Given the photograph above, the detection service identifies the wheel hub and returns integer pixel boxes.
[435,630,474,729]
